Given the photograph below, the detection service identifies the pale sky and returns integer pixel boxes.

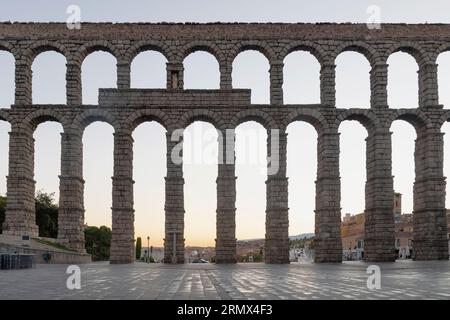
[1,0,450,246]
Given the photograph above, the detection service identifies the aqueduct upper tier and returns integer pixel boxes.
[0,22,449,264]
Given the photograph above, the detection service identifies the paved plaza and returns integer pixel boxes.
[1,260,450,300]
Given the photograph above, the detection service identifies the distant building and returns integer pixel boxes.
[341,213,365,260]
[341,193,450,260]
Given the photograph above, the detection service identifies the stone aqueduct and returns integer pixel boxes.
[0,22,449,264]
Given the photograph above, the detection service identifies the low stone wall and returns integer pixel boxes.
[0,243,91,264]
[0,235,91,264]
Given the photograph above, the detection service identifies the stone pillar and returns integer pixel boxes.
[2,126,38,236]
[66,59,82,105]
[320,62,336,107]
[269,60,284,105]
[220,62,233,90]
[14,60,32,105]
[315,130,342,262]
[166,62,184,89]
[370,62,388,108]
[419,62,439,108]
[117,60,131,89]
[413,129,449,260]
[364,128,396,262]
[58,130,85,252]
[110,131,135,264]
[265,128,290,264]
[215,129,237,263]
[164,129,185,263]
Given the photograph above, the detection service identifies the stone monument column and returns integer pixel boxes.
[364,128,396,262]
[413,128,449,260]
[320,62,336,107]
[265,128,290,264]
[58,129,86,252]
[164,129,185,263]
[66,58,82,106]
[215,128,237,263]
[314,129,342,262]
[110,130,135,264]
[269,60,284,105]
[3,125,38,236]
[166,62,184,89]
[370,62,389,108]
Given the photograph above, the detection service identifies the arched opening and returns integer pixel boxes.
[184,51,220,89]
[183,121,218,262]
[390,120,416,214]
[339,120,367,261]
[286,121,317,262]
[32,51,67,104]
[33,121,63,238]
[232,51,270,104]
[82,51,117,104]
[441,122,450,235]
[0,119,10,234]
[0,50,15,107]
[83,121,114,260]
[387,52,419,109]
[283,51,320,104]
[131,50,167,88]
[235,121,267,262]
[444,122,450,207]
[437,51,450,108]
[132,121,166,262]
[335,52,371,108]
[390,119,416,259]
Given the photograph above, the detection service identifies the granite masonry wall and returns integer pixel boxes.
[0,22,449,263]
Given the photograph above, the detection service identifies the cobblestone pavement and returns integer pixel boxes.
[1,260,449,300]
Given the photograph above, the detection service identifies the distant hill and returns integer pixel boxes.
[289,233,315,240]
[237,233,315,243]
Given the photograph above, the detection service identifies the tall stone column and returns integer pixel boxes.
[166,62,184,89]
[117,60,131,89]
[215,129,237,263]
[364,128,396,262]
[220,62,232,90]
[58,129,85,252]
[164,129,185,263]
[3,126,38,236]
[66,59,82,105]
[320,62,336,107]
[413,128,449,260]
[110,131,135,264]
[419,62,439,108]
[14,60,32,105]
[269,61,284,105]
[370,62,388,108]
[265,128,289,264]
[315,130,342,262]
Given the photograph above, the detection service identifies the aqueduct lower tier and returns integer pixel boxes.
[1,22,450,264]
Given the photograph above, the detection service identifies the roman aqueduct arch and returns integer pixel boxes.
[0,22,449,264]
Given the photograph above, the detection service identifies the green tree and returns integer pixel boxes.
[35,191,58,238]
[0,191,58,236]
[84,225,111,261]
[136,237,142,260]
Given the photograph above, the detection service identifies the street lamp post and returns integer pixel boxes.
[147,236,150,263]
